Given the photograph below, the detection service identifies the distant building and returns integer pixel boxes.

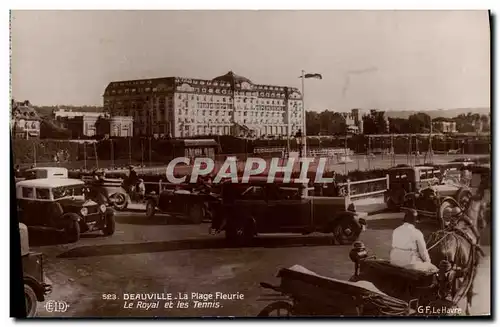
[432,119,457,133]
[54,109,133,138]
[53,108,109,119]
[103,71,304,138]
[11,100,41,139]
[56,114,133,138]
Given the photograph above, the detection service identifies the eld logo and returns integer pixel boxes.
[44,300,69,313]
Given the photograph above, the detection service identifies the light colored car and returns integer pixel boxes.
[16,178,115,243]
[25,167,69,179]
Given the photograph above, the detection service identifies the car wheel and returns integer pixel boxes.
[146,199,156,218]
[24,284,37,317]
[189,203,204,224]
[64,219,80,243]
[333,218,360,245]
[387,198,399,212]
[102,212,116,236]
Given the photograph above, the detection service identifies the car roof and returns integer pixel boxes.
[16,178,85,188]
[27,167,68,171]
[221,176,305,185]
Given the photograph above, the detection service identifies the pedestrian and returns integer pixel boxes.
[137,179,146,202]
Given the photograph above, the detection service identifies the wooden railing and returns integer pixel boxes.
[337,175,389,201]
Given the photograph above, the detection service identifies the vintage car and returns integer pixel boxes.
[16,178,116,243]
[384,165,472,219]
[210,177,367,245]
[20,223,52,317]
[144,182,220,223]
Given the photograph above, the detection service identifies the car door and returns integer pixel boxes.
[233,185,270,233]
[267,185,309,232]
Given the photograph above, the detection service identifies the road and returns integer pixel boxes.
[31,210,490,317]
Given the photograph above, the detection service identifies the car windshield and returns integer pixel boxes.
[53,185,85,199]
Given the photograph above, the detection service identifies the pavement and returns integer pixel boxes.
[29,200,490,318]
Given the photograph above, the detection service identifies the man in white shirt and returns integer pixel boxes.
[390,209,438,272]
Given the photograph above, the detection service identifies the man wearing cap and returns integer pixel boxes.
[390,209,438,272]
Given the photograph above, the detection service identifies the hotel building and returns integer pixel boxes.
[103,71,304,138]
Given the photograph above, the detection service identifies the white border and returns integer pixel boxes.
[2,2,498,327]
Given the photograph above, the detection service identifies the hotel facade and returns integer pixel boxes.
[103,71,304,138]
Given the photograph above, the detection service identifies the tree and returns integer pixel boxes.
[388,117,409,134]
[407,113,431,133]
[305,111,320,135]
[361,110,387,134]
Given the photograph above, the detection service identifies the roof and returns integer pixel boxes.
[212,71,252,85]
[16,178,84,188]
[27,167,68,172]
[12,104,41,121]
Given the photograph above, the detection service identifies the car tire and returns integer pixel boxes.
[102,212,116,236]
[333,218,361,245]
[64,218,80,243]
[145,199,156,218]
[386,198,399,212]
[111,193,128,211]
[24,284,38,317]
[189,203,204,224]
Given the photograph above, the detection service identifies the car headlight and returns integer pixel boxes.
[80,208,88,216]
[100,204,106,213]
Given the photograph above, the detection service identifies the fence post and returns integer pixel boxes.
[347,179,351,198]
[159,179,162,193]
[386,174,390,190]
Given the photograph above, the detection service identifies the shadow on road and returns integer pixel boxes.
[56,235,346,258]
[28,229,105,247]
[114,214,206,226]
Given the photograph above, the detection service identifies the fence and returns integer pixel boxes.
[338,175,389,202]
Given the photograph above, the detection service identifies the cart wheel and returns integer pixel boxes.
[145,199,156,218]
[24,284,37,317]
[257,301,293,317]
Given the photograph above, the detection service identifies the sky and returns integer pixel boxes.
[10,10,490,111]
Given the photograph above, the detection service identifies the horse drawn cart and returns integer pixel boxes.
[257,264,439,317]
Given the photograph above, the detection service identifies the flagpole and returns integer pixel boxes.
[301,70,306,156]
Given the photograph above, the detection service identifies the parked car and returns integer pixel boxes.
[144,183,220,223]
[384,165,472,226]
[16,178,116,243]
[210,177,367,245]
[19,223,52,317]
